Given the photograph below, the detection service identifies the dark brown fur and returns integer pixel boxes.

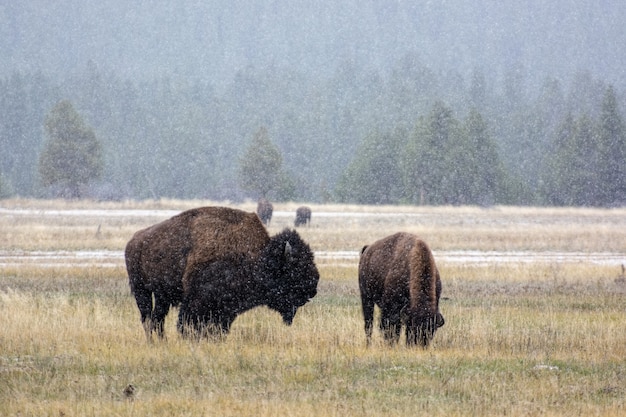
[294,206,311,227]
[178,228,319,339]
[358,232,444,347]
[256,198,273,226]
[125,207,269,340]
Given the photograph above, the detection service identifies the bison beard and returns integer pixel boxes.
[178,229,319,338]
[359,232,444,347]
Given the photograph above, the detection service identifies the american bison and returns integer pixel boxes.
[294,206,312,227]
[256,198,273,226]
[177,228,319,338]
[125,206,311,341]
[358,232,444,347]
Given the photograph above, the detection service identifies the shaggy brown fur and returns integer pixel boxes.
[256,198,273,226]
[294,206,312,227]
[178,228,319,339]
[125,206,269,340]
[358,232,444,347]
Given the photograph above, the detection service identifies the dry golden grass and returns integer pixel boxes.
[1,199,625,416]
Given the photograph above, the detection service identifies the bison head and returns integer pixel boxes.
[259,228,319,325]
[406,310,445,347]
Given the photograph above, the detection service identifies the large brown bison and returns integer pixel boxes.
[294,206,311,227]
[125,206,317,340]
[178,228,319,338]
[256,198,273,226]
[358,232,444,347]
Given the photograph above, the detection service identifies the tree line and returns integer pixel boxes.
[0,59,625,206]
[337,88,625,207]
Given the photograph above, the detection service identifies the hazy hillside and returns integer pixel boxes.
[1,1,625,205]
[2,1,625,88]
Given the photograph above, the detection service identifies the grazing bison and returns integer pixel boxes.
[178,228,319,338]
[294,206,312,227]
[358,232,444,347]
[125,206,273,341]
[256,198,273,226]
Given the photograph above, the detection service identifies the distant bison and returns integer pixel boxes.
[358,232,444,347]
[125,207,274,340]
[178,228,319,338]
[256,198,273,226]
[294,206,312,227]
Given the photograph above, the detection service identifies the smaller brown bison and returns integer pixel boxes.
[359,232,444,347]
[178,228,319,338]
[294,206,311,227]
[256,198,273,226]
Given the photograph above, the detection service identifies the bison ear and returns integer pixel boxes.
[284,241,293,261]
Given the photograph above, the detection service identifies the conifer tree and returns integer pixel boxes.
[543,113,576,205]
[462,108,502,205]
[238,126,285,199]
[596,86,626,205]
[38,100,103,198]
[336,128,405,204]
[404,102,460,205]
[569,115,598,205]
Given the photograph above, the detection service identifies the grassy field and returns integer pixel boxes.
[1,198,625,416]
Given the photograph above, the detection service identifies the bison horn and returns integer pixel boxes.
[284,241,292,260]
[436,312,445,328]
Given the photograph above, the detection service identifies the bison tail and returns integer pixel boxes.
[408,241,438,313]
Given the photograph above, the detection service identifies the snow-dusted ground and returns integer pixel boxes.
[1,207,624,268]
[1,249,623,268]
[0,208,417,218]
[0,207,181,218]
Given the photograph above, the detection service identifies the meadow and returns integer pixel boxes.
[1,198,625,416]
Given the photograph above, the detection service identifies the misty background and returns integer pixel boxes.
[1,1,625,205]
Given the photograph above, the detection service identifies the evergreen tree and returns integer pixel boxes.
[596,86,626,205]
[542,113,576,205]
[570,115,599,205]
[335,128,405,204]
[0,72,46,196]
[238,126,286,199]
[38,100,103,198]
[462,108,503,205]
[549,114,599,206]
[404,102,460,205]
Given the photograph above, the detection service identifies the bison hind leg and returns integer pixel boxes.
[150,293,174,339]
[130,283,156,342]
